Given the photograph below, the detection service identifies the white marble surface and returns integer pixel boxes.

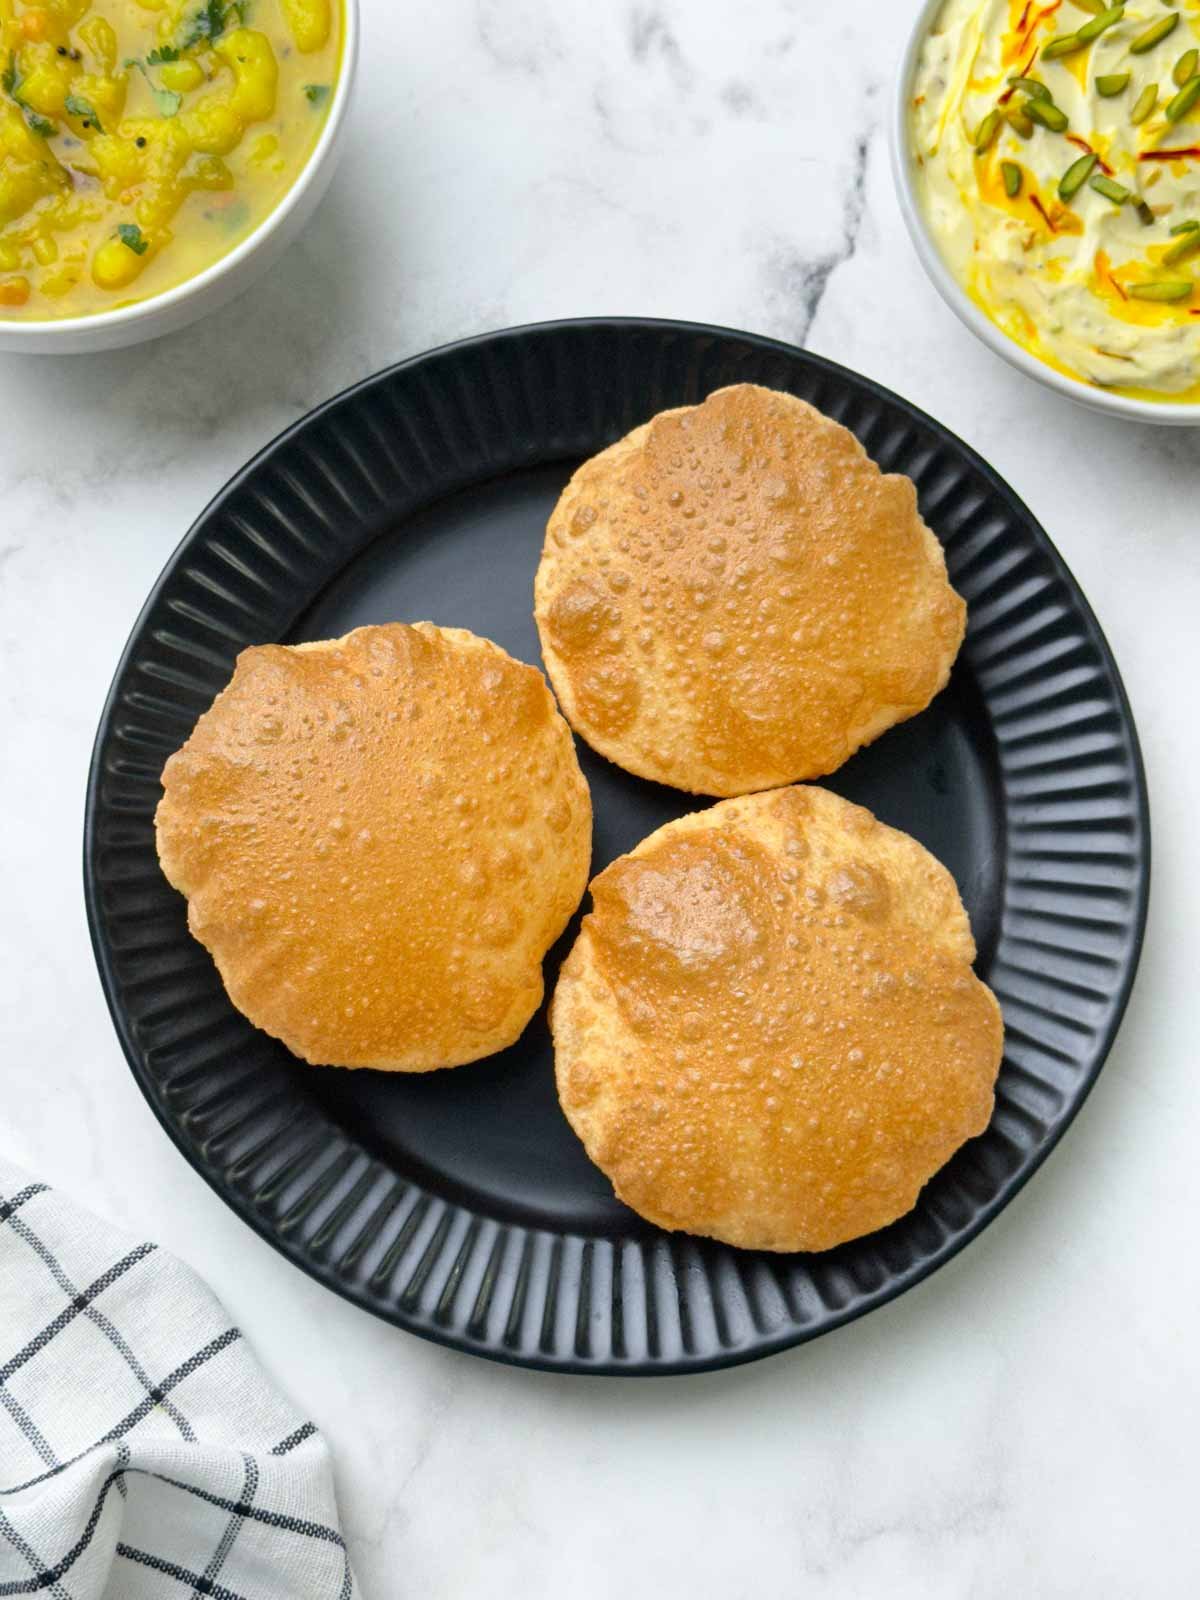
[2,1,1198,1594]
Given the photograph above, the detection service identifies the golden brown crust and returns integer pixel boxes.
[551,786,1002,1251]
[534,384,966,796]
[155,623,592,1071]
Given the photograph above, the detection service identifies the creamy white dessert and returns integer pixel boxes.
[911,0,1200,400]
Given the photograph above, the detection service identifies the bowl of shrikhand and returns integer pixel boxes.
[0,0,358,354]
[894,0,1200,422]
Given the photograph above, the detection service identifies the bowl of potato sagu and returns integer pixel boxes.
[0,0,357,352]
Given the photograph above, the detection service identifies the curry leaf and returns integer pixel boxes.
[117,223,149,255]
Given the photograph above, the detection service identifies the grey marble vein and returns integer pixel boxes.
[628,4,693,89]
[474,0,564,77]
[765,109,876,348]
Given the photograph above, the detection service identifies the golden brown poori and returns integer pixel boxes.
[155,623,591,1072]
[551,785,1003,1251]
[534,384,966,796]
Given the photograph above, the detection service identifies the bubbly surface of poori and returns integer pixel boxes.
[552,785,1003,1251]
[534,384,966,796]
[156,623,591,1071]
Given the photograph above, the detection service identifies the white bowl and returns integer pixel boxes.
[0,0,359,356]
[891,0,1200,426]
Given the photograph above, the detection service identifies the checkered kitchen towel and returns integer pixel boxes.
[0,1158,358,1598]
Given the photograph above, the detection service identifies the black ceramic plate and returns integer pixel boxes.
[85,319,1149,1374]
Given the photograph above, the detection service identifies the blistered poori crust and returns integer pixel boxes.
[155,623,591,1072]
[551,785,1003,1252]
[534,384,966,796]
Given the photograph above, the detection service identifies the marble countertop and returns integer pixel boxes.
[2,1,1198,1594]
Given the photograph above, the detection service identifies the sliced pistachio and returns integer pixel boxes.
[1174,48,1199,86]
[1165,74,1200,122]
[1130,13,1179,53]
[1128,278,1193,300]
[1008,76,1053,100]
[1072,0,1106,12]
[1001,160,1023,197]
[1130,84,1159,123]
[1026,97,1070,131]
[1136,198,1158,225]
[1043,33,1086,59]
[1096,72,1131,96]
[1090,173,1132,202]
[1163,229,1200,264]
[1059,152,1099,199]
[1077,6,1126,45]
[1169,218,1200,234]
[974,109,1003,153]
[1005,104,1035,138]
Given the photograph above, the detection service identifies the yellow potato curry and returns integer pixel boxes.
[0,0,341,319]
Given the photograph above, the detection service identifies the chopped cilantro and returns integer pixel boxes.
[181,1,221,45]
[125,46,182,71]
[125,60,182,118]
[303,83,330,106]
[180,1,246,48]
[25,110,55,138]
[117,223,149,255]
[64,94,103,132]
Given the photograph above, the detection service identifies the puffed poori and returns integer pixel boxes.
[534,384,966,796]
[552,785,1003,1251]
[155,623,591,1072]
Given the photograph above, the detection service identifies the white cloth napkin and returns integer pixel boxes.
[0,1158,358,1598]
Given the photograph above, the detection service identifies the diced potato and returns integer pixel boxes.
[159,58,203,94]
[0,101,48,162]
[39,265,85,297]
[14,65,66,116]
[185,153,233,190]
[76,72,128,125]
[215,29,278,124]
[77,14,117,72]
[281,0,331,54]
[181,99,242,154]
[12,44,77,116]
[92,230,147,289]
[0,105,63,222]
[91,132,148,191]
[136,174,181,230]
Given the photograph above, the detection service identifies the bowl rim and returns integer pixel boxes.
[0,0,359,342]
[890,0,1200,426]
